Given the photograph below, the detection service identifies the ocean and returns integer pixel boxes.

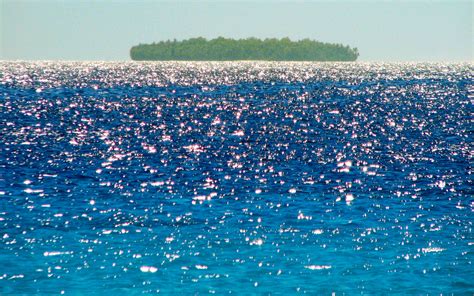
[0,61,472,294]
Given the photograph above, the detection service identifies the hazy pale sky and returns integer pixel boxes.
[1,0,472,61]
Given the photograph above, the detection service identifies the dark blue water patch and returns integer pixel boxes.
[0,62,473,294]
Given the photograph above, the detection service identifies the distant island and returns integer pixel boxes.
[130,37,359,61]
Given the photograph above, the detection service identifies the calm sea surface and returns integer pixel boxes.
[0,62,472,294]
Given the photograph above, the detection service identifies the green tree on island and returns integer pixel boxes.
[130,37,359,61]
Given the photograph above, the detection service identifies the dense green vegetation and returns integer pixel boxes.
[130,37,359,61]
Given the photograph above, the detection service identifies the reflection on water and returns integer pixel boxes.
[0,62,472,294]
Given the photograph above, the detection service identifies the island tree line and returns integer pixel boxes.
[130,37,359,61]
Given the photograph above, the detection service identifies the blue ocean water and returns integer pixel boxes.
[0,61,472,295]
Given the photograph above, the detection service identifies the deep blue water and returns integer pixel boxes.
[0,62,473,295]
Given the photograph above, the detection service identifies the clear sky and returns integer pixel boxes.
[1,0,472,61]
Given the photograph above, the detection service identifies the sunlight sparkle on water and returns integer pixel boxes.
[0,61,472,294]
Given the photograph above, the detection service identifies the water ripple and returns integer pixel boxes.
[0,61,473,294]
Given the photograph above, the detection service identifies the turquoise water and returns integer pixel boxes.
[0,62,472,294]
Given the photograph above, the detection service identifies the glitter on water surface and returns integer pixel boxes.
[140,266,158,273]
[305,265,332,270]
[0,61,472,294]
